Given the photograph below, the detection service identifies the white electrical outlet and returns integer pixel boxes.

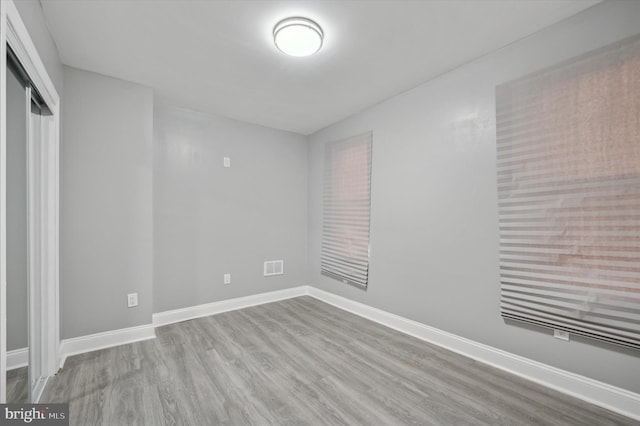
[223,157,231,168]
[224,273,231,285]
[127,293,138,308]
[553,329,569,341]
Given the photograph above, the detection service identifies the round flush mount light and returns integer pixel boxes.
[273,17,324,57]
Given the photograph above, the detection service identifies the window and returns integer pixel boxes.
[321,132,372,289]
[496,35,640,349]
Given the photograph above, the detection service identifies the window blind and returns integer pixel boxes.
[496,35,640,349]
[321,132,372,288]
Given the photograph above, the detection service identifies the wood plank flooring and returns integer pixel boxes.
[6,366,28,403]
[41,296,637,425]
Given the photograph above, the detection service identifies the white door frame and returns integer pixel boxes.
[0,0,60,402]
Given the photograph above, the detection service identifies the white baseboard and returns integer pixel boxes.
[50,285,639,421]
[152,286,308,327]
[59,323,156,369]
[7,347,28,370]
[307,286,640,422]
[58,286,308,369]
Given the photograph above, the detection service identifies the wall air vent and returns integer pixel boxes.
[264,260,284,276]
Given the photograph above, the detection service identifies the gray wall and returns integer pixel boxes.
[307,0,640,394]
[153,103,308,313]
[61,66,153,339]
[13,0,63,96]
[6,66,28,351]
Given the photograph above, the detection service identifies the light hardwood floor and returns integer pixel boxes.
[41,296,637,425]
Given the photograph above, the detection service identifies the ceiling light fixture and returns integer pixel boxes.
[273,17,324,57]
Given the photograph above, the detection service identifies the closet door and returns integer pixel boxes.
[6,53,49,402]
[6,54,29,402]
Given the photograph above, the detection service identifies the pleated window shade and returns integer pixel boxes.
[496,35,640,349]
[321,132,372,288]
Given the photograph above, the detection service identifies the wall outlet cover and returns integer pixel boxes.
[127,293,138,308]
[224,273,231,285]
[553,329,570,341]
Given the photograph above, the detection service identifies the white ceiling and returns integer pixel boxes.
[41,0,599,135]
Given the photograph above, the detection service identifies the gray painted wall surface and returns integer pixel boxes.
[307,1,640,394]
[153,103,307,313]
[13,0,63,95]
[6,66,28,351]
[61,66,153,339]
